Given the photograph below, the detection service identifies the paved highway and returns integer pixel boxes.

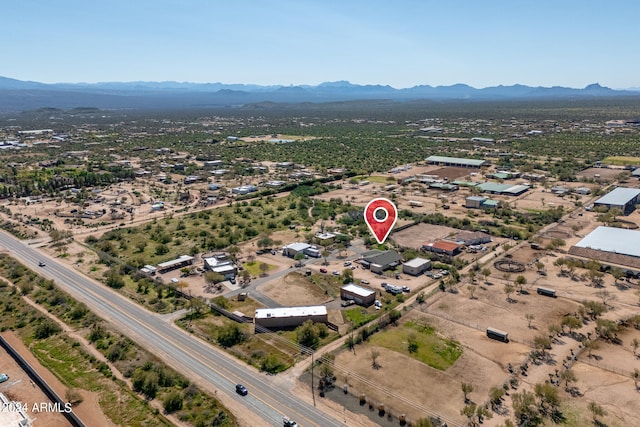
[0,231,345,427]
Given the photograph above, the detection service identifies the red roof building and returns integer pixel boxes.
[422,240,463,256]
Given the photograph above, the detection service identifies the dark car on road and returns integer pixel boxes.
[38,261,46,267]
[235,384,248,396]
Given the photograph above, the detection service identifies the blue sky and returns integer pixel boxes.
[3,0,639,89]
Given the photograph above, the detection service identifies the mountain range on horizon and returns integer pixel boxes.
[1,76,639,113]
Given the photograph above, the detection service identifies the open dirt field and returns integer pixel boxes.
[515,188,585,211]
[389,165,477,182]
[331,308,522,426]
[321,218,640,426]
[259,272,333,306]
[4,163,640,427]
[392,223,459,249]
[576,167,625,181]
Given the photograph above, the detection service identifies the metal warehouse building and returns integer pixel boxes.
[402,257,432,276]
[593,187,640,215]
[569,226,640,271]
[425,155,488,168]
[254,306,328,330]
[476,182,530,196]
[340,284,376,306]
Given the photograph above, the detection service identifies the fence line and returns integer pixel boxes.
[579,356,634,377]
[0,335,86,427]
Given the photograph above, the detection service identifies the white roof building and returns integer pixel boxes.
[573,226,640,258]
[254,305,327,320]
[341,283,376,298]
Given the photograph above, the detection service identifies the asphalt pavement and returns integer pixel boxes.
[0,230,346,427]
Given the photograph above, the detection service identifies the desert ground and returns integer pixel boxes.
[3,167,640,426]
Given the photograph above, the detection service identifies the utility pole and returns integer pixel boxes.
[311,351,316,407]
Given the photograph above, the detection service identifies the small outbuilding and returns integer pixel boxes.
[340,284,376,306]
[402,257,432,276]
[283,243,312,258]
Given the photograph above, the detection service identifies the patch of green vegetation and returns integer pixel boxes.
[368,319,462,370]
[0,255,237,427]
[343,307,380,328]
[360,175,393,184]
[602,156,640,166]
[243,261,275,277]
[308,274,344,298]
[178,311,296,373]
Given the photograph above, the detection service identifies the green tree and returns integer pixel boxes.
[370,349,380,369]
[525,313,535,328]
[34,320,61,339]
[588,402,606,423]
[504,283,515,302]
[188,297,207,320]
[259,262,270,276]
[481,268,491,282]
[294,252,305,266]
[512,390,539,424]
[582,300,607,320]
[155,243,169,255]
[595,290,615,306]
[260,354,285,374]
[515,275,527,293]
[547,322,562,338]
[204,271,225,285]
[321,248,330,266]
[554,257,567,275]
[475,405,492,425]
[461,382,474,403]
[341,268,353,283]
[489,385,505,410]
[460,404,476,425]
[584,339,600,358]
[534,335,552,357]
[595,318,619,341]
[227,245,240,262]
[296,320,320,349]
[217,324,246,347]
[560,369,577,391]
[135,240,147,253]
[407,332,419,353]
[163,391,184,413]
[256,235,274,250]
[240,269,251,285]
[561,316,582,336]
[534,382,560,416]
[132,369,160,399]
[467,285,476,299]
[105,271,125,289]
[414,418,434,427]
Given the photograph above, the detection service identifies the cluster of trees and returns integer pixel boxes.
[0,165,135,199]
[296,320,329,349]
[130,361,189,399]
[511,382,563,425]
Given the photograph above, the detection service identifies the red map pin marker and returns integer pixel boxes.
[364,198,398,244]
